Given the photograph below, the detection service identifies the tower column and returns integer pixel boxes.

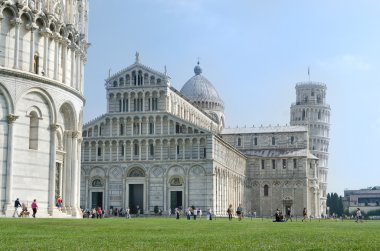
[4,115,18,216]
[11,18,22,69]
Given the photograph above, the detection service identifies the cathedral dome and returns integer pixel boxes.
[180,63,224,109]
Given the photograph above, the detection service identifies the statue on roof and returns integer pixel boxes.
[135,51,140,63]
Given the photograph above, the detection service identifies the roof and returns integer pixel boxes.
[180,63,224,106]
[105,62,170,84]
[242,149,318,159]
[221,125,307,134]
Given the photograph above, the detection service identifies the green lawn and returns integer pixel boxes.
[0,217,378,250]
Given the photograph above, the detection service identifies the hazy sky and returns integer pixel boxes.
[84,0,380,195]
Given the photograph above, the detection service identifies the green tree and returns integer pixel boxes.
[326,192,344,216]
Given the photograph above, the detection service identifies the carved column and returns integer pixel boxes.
[70,131,80,216]
[48,124,59,215]
[105,175,109,212]
[69,45,76,88]
[85,175,89,209]
[77,137,83,209]
[11,18,22,69]
[53,33,61,80]
[27,22,38,73]
[61,38,70,83]
[4,114,19,215]
[75,50,81,90]
[40,28,51,76]
[63,131,72,213]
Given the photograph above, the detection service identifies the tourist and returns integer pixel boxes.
[236,204,243,221]
[187,207,192,220]
[355,208,362,223]
[97,207,102,219]
[57,196,62,211]
[286,207,292,222]
[126,207,131,219]
[31,199,38,218]
[136,205,140,217]
[193,208,197,220]
[198,208,202,219]
[253,210,257,218]
[227,204,233,220]
[20,203,29,217]
[13,198,21,217]
[302,208,307,222]
[175,208,180,220]
[207,208,213,220]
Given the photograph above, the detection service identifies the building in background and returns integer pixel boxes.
[0,0,89,217]
[343,186,380,214]
[81,56,330,218]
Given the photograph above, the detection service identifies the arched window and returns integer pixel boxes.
[290,136,294,144]
[128,168,145,177]
[272,137,275,145]
[303,96,308,103]
[120,124,124,135]
[318,111,321,120]
[29,111,39,150]
[302,110,306,120]
[264,185,269,196]
[92,179,103,187]
[237,137,241,146]
[134,143,139,156]
[150,144,154,156]
[254,137,258,146]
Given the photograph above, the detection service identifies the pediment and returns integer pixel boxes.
[106,62,170,88]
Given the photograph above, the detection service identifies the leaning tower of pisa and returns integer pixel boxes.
[290,82,331,216]
[0,0,89,217]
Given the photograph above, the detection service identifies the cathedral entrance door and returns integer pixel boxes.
[129,184,143,214]
[170,191,183,212]
[91,192,103,209]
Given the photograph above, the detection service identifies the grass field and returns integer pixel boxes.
[0,217,378,250]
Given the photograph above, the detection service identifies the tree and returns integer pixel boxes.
[326,192,344,216]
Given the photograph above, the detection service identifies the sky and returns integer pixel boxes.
[84,0,380,195]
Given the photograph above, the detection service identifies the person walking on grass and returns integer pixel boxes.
[236,204,243,221]
[97,207,102,219]
[13,198,21,217]
[227,204,233,221]
[355,208,362,223]
[302,207,307,222]
[31,199,38,218]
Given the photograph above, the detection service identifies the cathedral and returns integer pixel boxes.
[0,0,89,217]
[0,0,331,219]
[80,54,330,218]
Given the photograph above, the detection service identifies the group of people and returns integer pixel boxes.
[186,207,202,220]
[227,204,244,221]
[13,198,38,218]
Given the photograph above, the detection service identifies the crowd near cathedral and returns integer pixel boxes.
[0,0,331,218]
